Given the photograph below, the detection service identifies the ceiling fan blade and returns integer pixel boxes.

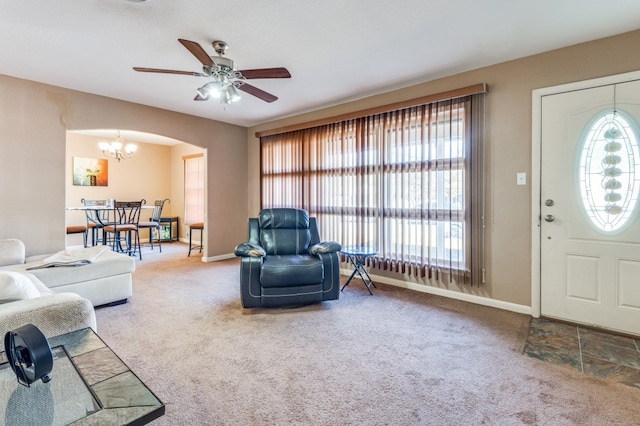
[133,67,206,77]
[239,67,291,79]
[194,93,208,101]
[238,83,278,103]
[178,39,214,67]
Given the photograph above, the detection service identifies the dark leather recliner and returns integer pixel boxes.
[234,208,341,308]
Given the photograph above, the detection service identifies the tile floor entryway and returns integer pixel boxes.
[524,317,640,389]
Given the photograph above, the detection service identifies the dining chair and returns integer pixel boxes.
[137,198,170,253]
[103,200,145,260]
[81,198,110,246]
[66,225,88,247]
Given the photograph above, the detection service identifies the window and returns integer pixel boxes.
[260,89,485,285]
[184,154,204,225]
[579,111,640,232]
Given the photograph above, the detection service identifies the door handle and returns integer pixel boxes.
[544,214,555,222]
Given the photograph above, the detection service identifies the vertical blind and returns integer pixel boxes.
[261,92,485,285]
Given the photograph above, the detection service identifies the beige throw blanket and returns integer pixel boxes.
[26,246,107,270]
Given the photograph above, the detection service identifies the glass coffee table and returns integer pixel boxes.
[0,327,164,425]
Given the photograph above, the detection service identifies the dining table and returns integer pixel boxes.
[66,203,153,253]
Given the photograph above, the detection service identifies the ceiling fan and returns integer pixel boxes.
[133,39,291,104]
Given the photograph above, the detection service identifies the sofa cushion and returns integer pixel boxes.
[260,228,311,255]
[260,255,324,288]
[259,208,309,229]
[26,274,54,296]
[0,239,25,267]
[258,209,312,255]
[2,249,135,290]
[0,271,41,304]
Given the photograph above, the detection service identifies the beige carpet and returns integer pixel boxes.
[94,244,640,425]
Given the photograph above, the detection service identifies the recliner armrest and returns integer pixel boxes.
[234,242,266,257]
[309,241,342,255]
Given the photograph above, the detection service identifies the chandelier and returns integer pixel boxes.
[98,131,137,162]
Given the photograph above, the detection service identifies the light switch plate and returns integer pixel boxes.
[517,172,526,186]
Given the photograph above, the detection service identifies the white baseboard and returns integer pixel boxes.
[203,253,236,262]
[340,268,532,316]
[194,259,532,315]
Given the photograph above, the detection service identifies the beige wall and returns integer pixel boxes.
[0,75,247,258]
[66,133,172,214]
[248,29,640,307]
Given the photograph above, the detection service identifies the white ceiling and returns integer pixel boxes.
[3,0,640,130]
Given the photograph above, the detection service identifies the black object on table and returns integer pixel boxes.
[340,246,377,295]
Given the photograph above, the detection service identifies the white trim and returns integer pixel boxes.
[531,70,640,320]
[340,268,531,315]
[531,85,542,319]
[203,252,236,262]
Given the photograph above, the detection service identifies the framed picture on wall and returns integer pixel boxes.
[73,157,108,186]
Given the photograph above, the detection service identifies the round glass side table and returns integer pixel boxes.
[340,246,377,295]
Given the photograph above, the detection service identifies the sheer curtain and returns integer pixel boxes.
[184,154,205,225]
[261,91,485,285]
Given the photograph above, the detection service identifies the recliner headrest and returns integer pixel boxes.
[259,208,309,229]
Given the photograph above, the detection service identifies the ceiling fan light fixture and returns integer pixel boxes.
[197,81,223,99]
[219,83,241,104]
[220,88,232,104]
[227,84,241,102]
[196,84,210,99]
[212,57,235,70]
[134,38,289,104]
[198,80,241,104]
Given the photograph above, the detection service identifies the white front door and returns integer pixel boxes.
[540,78,640,336]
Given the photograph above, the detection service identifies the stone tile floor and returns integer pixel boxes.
[523,317,640,389]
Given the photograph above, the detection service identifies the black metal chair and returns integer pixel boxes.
[103,200,144,260]
[81,198,110,246]
[138,198,170,252]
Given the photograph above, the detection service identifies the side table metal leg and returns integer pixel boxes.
[341,254,375,295]
[359,264,377,290]
[341,255,360,291]
[353,262,374,295]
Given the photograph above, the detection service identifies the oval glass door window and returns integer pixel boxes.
[579,112,640,232]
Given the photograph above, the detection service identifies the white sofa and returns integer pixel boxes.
[0,239,135,307]
[0,271,96,339]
